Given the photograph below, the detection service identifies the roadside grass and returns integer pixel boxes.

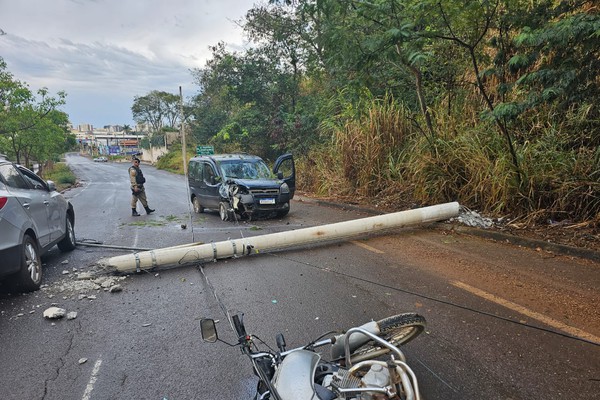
[155,144,195,174]
[121,214,187,227]
[42,162,76,191]
[298,97,600,224]
[122,220,167,227]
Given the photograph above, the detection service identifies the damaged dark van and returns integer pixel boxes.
[188,153,295,221]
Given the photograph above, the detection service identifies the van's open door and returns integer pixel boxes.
[273,153,295,199]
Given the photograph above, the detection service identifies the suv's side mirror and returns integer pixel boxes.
[277,171,284,179]
[46,180,57,192]
[200,319,218,343]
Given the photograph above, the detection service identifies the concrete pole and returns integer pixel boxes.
[99,202,459,273]
[179,86,187,176]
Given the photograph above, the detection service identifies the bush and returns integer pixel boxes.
[155,145,196,174]
[42,162,76,191]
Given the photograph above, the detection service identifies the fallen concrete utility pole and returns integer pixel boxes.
[99,202,459,273]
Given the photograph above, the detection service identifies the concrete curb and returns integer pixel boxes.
[294,196,600,263]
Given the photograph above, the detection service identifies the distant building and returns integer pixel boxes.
[78,124,93,132]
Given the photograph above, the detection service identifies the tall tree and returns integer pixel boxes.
[131,90,180,134]
[0,58,68,165]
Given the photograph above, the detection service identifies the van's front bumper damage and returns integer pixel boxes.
[221,182,290,219]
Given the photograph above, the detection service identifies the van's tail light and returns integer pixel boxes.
[0,196,7,210]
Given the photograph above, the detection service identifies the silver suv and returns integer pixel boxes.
[0,159,76,292]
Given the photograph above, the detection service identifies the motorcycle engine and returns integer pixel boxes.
[323,364,399,400]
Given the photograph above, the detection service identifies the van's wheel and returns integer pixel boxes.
[193,197,204,213]
[11,234,43,292]
[219,202,230,221]
[57,217,76,251]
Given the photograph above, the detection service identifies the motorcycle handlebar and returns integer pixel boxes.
[232,314,248,340]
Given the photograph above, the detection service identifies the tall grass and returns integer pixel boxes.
[298,95,599,224]
[42,162,76,191]
[155,145,196,174]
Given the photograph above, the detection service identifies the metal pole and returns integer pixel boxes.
[179,86,187,176]
[98,202,460,273]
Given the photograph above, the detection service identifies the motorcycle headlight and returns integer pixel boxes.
[280,182,290,194]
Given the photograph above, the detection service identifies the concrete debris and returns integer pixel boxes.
[76,272,95,280]
[452,210,494,229]
[61,260,69,265]
[79,358,88,364]
[43,307,66,319]
[45,275,127,297]
[67,311,78,320]
[100,277,119,288]
[109,285,123,293]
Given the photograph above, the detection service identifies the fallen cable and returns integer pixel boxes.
[76,239,153,252]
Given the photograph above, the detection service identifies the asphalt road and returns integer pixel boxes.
[0,153,598,400]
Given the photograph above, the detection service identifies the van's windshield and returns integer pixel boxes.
[219,160,273,180]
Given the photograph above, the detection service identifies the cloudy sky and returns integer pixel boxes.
[0,0,257,128]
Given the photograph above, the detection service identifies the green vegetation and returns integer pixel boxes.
[125,220,167,227]
[0,59,76,170]
[42,162,76,192]
[155,144,195,174]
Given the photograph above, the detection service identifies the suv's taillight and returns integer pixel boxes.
[0,196,7,210]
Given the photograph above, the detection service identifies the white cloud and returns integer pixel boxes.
[0,0,257,127]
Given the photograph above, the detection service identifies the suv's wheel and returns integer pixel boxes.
[57,217,76,251]
[193,197,204,213]
[219,202,230,221]
[12,234,42,292]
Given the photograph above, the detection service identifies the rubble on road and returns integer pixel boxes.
[452,209,495,229]
[43,307,66,319]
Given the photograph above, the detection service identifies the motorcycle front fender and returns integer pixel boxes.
[272,350,321,400]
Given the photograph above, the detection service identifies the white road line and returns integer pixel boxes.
[452,280,600,345]
[351,240,385,254]
[82,359,103,400]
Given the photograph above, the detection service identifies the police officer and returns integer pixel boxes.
[129,157,155,216]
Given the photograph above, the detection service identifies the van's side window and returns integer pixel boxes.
[203,163,217,185]
[189,161,200,180]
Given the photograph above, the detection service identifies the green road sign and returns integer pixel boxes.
[196,145,214,155]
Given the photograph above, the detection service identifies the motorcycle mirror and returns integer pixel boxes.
[200,319,218,343]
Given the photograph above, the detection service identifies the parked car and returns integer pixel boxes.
[93,156,108,162]
[188,153,295,221]
[0,159,76,292]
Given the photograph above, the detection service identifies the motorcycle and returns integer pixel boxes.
[200,312,426,400]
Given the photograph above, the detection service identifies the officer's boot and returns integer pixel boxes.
[132,208,141,216]
[145,206,155,215]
